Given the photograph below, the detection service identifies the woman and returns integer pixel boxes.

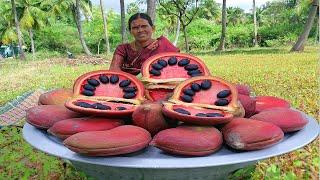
[109,13,179,75]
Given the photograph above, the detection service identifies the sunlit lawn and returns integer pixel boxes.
[0,46,318,179]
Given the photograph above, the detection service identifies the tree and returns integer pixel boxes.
[197,0,221,22]
[253,0,258,47]
[11,0,26,59]
[291,0,319,51]
[227,7,246,26]
[19,0,46,57]
[147,0,156,22]
[120,0,127,43]
[73,0,92,55]
[158,0,200,52]
[42,0,93,55]
[216,0,226,51]
[100,0,110,54]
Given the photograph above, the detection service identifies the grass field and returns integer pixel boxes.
[0,46,318,179]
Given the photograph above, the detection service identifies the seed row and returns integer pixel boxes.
[180,80,231,106]
[149,57,202,77]
[75,101,127,111]
[81,74,137,99]
[173,108,224,117]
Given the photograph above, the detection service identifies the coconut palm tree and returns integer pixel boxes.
[11,0,26,59]
[120,0,127,43]
[19,0,46,57]
[291,0,319,51]
[42,0,93,55]
[100,0,110,54]
[216,0,226,51]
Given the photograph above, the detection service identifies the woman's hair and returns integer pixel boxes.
[128,13,153,30]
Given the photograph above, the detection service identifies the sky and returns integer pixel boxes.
[92,0,271,13]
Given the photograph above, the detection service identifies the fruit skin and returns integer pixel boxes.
[238,94,256,118]
[222,118,284,150]
[38,88,73,105]
[250,107,308,132]
[236,84,251,96]
[26,105,83,129]
[150,125,223,156]
[132,101,171,136]
[47,117,124,139]
[255,96,290,113]
[63,125,151,156]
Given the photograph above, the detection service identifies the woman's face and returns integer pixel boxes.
[130,18,154,43]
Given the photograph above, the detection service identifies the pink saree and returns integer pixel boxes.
[114,36,179,75]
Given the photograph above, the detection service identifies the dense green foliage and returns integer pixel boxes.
[0,0,318,54]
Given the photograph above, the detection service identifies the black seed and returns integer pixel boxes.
[123,92,136,99]
[214,99,229,106]
[123,87,137,93]
[190,73,202,77]
[173,108,191,115]
[183,88,195,96]
[217,90,231,98]
[201,80,212,90]
[191,83,201,92]
[116,106,127,110]
[92,103,111,110]
[87,79,100,87]
[181,95,193,103]
[187,69,202,76]
[150,69,161,76]
[168,57,177,65]
[110,75,119,84]
[75,102,92,108]
[195,113,207,117]
[184,64,199,71]
[99,75,109,84]
[178,59,190,66]
[206,113,224,117]
[158,59,167,67]
[152,63,163,70]
[83,84,95,91]
[81,90,94,96]
[119,79,131,88]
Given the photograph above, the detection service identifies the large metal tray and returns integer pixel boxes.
[23,111,319,180]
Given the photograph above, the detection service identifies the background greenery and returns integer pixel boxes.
[0,0,318,54]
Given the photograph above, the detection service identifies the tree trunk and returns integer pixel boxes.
[291,0,319,52]
[120,0,127,43]
[147,0,156,23]
[74,0,92,56]
[11,0,26,60]
[100,0,110,54]
[29,29,35,56]
[216,0,227,51]
[182,24,189,52]
[173,16,180,46]
[253,0,258,47]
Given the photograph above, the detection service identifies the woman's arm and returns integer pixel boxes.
[109,54,124,71]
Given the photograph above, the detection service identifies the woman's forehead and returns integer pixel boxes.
[131,18,150,26]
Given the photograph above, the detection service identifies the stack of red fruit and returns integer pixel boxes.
[26,53,308,157]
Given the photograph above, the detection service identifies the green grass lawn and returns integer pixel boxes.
[0,46,318,179]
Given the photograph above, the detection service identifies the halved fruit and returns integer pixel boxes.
[65,70,145,117]
[162,76,244,125]
[141,52,211,101]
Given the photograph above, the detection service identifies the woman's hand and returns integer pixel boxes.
[109,54,124,71]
